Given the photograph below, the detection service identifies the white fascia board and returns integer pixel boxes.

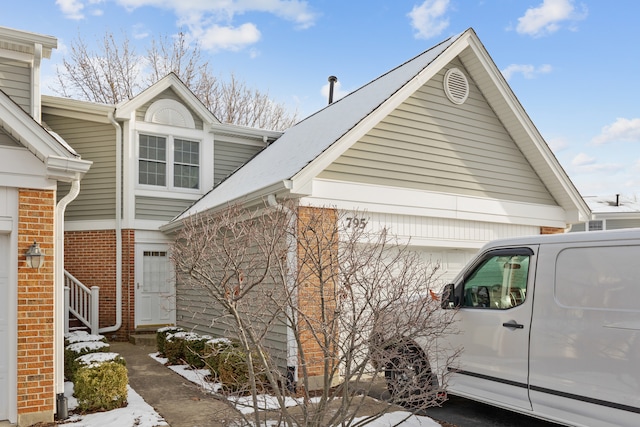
[114,74,219,124]
[302,179,569,229]
[42,95,114,123]
[210,122,282,141]
[289,32,472,195]
[0,26,57,58]
[63,219,117,232]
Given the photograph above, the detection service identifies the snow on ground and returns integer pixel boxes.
[148,352,441,426]
[63,382,168,427]
[59,349,441,426]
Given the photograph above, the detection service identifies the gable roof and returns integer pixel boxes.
[166,28,589,228]
[114,73,220,124]
[0,89,91,181]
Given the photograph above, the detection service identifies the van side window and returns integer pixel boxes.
[462,253,530,309]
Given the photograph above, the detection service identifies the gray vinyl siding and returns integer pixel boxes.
[214,141,263,184]
[135,196,195,221]
[570,223,586,232]
[0,129,19,147]
[136,88,204,130]
[44,114,117,220]
[604,218,640,230]
[319,59,556,206]
[0,60,31,113]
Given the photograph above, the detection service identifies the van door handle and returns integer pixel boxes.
[502,321,524,329]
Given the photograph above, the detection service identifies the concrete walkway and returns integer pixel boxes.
[109,341,240,427]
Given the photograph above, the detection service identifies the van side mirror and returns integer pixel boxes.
[441,283,458,309]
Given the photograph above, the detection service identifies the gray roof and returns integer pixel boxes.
[171,31,463,222]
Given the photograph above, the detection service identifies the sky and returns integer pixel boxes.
[2,0,639,199]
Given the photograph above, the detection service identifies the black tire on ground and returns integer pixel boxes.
[384,347,437,407]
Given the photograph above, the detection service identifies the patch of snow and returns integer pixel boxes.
[77,352,122,367]
[66,341,110,353]
[149,352,221,393]
[65,331,106,344]
[206,337,232,346]
[64,382,168,427]
[157,326,183,333]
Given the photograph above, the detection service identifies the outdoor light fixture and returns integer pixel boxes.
[25,240,43,269]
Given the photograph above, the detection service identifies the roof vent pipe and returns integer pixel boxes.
[616,194,620,206]
[328,76,338,104]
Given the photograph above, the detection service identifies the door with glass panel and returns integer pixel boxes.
[135,244,175,327]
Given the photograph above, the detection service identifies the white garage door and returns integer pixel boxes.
[0,234,9,420]
[414,247,477,289]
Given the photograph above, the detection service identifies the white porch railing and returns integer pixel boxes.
[64,270,99,335]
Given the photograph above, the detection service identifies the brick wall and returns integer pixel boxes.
[540,226,566,235]
[64,229,135,340]
[296,206,339,383]
[17,189,55,425]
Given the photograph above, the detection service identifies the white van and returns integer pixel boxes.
[391,229,640,426]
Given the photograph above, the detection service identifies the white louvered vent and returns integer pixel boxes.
[444,68,469,105]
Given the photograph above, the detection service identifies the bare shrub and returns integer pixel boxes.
[170,199,458,425]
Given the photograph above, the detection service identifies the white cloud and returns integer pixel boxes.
[56,0,85,20]
[571,153,621,173]
[110,0,317,52]
[516,0,587,37]
[192,23,261,52]
[546,136,569,152]
[408,0,450,40]
[501,63,552,81]
[592,118,640,145]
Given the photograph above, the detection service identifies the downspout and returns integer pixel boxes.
[267,194,298,390]
[55,179,81,414]
[100,112,123,334]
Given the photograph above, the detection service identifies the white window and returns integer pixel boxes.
[138,134,200,190]
[587,220,604,231]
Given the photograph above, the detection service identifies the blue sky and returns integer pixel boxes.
[2,0,639,198]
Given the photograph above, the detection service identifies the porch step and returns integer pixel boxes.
[129,332,157,347]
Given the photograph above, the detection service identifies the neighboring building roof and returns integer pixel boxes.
[166,28,589,228]
[584,195,640,217]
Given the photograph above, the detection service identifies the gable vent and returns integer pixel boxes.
[444,68,469,105]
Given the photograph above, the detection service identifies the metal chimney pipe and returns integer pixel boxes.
[616,194,620,206]
[328,76,338,104]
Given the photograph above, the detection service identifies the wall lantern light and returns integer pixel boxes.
[25,240,43,269]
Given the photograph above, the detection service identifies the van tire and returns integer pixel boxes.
[384,347,434,406]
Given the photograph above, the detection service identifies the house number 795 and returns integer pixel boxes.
[345,217,368,229]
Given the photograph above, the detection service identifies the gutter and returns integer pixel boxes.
[54,179,81,410]
[100,112,123,334]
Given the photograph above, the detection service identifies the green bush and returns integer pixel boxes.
[164,331,199,365]
[217,346,266,393]
[184,335,212,369]
[74,353,128,412]
[156,326,184,355]
[64,341,110,382]
[204,338,234,376]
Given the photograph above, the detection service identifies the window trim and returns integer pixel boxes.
[137,131,202,193]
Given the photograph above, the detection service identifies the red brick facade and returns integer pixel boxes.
[17,189,55,425]
[64,229,135,340]
[296,206,339,383]
[540,226,566,235]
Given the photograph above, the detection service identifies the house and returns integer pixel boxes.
[161,28,591,388]
[570,194,640,232]
[42,74,282,341]
[0,27,91,426]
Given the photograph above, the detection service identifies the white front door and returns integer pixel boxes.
[0,234,10,420]
[135,245,175,327]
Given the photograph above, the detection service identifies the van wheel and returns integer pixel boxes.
[384,347,434,406]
